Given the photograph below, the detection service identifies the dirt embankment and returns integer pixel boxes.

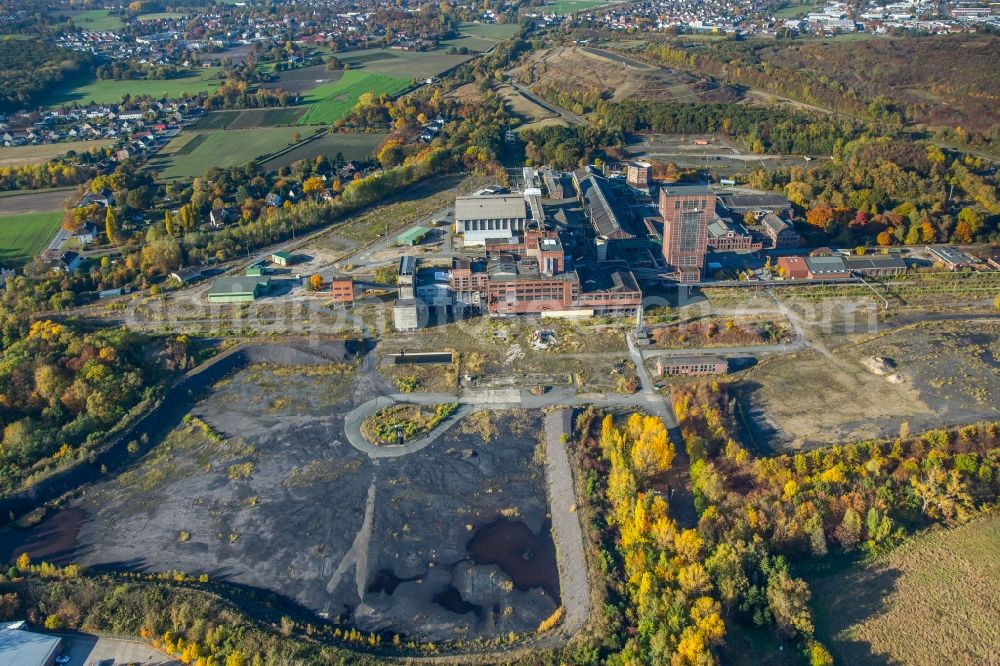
[510,46,740,105]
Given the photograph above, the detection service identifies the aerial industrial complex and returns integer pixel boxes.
[374,163,919,330]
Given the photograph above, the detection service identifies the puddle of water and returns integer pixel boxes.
[467,517,560,602]
[367,568,422,595]
[432,586,483,618]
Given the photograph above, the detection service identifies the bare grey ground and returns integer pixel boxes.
[68,367,558,642]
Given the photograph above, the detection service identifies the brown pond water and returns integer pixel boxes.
[467,517,560,602]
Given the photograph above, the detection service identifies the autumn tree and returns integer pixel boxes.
[911,467,973,524]
[805,205,834,230]
[767,568,814,637]
[104,206,118,245]
[953,219,973,243]
[630,415,675,480]
[303,176,325,196]
[307,274,323,291]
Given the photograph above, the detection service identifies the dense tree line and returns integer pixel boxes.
[0,41,95,111]
[0,321,193,492]
[744,136,1000,246]
[95,59,180,81]
[0,160,96,192]
[0,568,388,665]
[521,124,621,170]
[596,100,863,156]
[570,384,999,665]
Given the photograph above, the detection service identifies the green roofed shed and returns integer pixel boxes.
[207,276,271,303]
[271,251,293,266]
[397,226,429,246]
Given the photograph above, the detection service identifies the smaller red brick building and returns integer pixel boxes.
[656,356,728,377]
[777,256,809,279]
[330,277,354,304]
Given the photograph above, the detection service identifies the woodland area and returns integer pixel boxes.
[644,34,1000,151]
[569,388,1000,665]
[0,321,193,492]
[746,135,1000,246]
[0,41,95,111]
[0,562,388,665]
[596,100,862,155]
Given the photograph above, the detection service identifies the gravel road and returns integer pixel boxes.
[543,408,590,636]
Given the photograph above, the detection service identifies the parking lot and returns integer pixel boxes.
[58,634,178,666]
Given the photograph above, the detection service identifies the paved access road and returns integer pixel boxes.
[58,633,178,665]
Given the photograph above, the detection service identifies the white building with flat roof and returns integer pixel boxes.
[454,194,529,246]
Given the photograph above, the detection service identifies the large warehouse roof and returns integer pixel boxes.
[455,195,527,221]
[0,622,63,666]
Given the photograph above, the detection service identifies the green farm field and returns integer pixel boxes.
[809,514,1000,665]
[770,0,819,18]
[42,68,223,107]
[260,132,387,170]
[297,71,409,125]
[335,48,471,79]
[457,22,522,40]
[0,211,61,266]
[149,127,321,179]
[67,9,124,31]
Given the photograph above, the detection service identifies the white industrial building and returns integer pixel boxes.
[454,195,529,246]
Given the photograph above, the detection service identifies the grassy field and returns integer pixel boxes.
[42,68,222,107]
[148,127,317,179]
[543,0,610,14]
[810,513,1000,665]
[457,22,522,40]
[770,0,819,18]
[0,140,110,167]
[0,211,61,266]
[190,107,305,130]
[260,133,386,170]
[297,71,409,125]
[335,48,470,79]
[320,173,483,244]
[68,9,124,31]
[441,35,499,53]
